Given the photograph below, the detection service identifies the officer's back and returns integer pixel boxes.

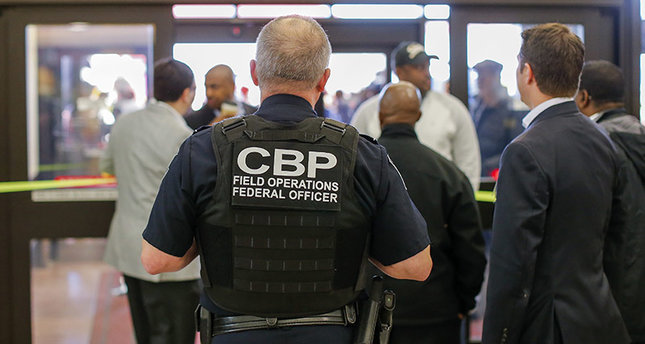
[141,15,432,344]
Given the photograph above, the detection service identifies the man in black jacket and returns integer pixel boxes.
[377,81,487,344]
[483,23,630,344]
[184,65,257,130]
[575,60,645,344]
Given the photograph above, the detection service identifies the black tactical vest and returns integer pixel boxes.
[197,115,371,318]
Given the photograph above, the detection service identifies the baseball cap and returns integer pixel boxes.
[392,41,438,69]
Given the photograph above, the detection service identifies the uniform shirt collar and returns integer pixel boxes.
[254,94,318,123]
[521,97,572,128]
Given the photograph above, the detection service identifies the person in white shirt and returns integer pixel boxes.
[100,58,201,344]
[351,41,481,190]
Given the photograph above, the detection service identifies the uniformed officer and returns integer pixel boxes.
[141,15,432,344]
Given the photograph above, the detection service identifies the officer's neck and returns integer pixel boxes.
[260,85,320,109]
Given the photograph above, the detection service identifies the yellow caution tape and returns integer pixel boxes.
[0,178,497,203]
[0,177,116,194]
[475,190,496,203]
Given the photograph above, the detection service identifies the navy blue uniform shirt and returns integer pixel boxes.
[143,94,430,341]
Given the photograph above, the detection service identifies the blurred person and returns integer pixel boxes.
[112,77,139,119]
[184,64,257,130]
[101,58,201,344]
[575,60,645,344]
[471,60,525,178]
[377,81,487,344]
[351,41,481,191]
[334,90,351,123]
[483,23,630,344]
[140,15,432,344]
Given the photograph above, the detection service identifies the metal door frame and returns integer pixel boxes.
[2,5,173,343]
[449,4,638,116]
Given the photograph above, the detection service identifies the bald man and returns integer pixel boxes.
[184,64,257,129]
[377,82,486,344]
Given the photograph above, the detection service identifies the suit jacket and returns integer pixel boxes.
[378,123,487,325]
[100,100,200,282]
[483,101,630,344]
[184,102,258,130]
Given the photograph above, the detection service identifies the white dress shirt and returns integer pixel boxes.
[351,91,481,191]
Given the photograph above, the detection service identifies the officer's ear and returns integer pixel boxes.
[316,68,331,93]
[250,60,259,86]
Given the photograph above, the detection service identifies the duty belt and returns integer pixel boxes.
[197,304,357,338]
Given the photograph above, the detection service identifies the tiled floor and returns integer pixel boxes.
[30,238,134,344]
[30,238,485,344]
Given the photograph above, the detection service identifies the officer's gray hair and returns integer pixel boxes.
[255,15,331,89]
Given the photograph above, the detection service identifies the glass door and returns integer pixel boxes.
[3,5,173,344]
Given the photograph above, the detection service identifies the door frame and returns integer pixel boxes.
[174,18,427,84]
[2,5,174,343]
[449,3,638,116]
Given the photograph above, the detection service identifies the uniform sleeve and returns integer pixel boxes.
[449,98,481,191]
[369,145,430,266]
[446,175,487,313]
[143,137,197,257]
[483,141,549,344]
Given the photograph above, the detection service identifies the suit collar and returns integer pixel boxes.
[522,97,572,128]
[524,100,579,129]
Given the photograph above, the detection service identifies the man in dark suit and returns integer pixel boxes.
[575,60,645,344]
[184,64,257,129]
[377,81,487,344]
[483,23,630,344]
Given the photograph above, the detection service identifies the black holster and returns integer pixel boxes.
[378,290,396,344]
[353,275,396,344]
[195,305,212,344]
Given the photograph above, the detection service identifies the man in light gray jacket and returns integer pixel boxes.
[101,58,200,344]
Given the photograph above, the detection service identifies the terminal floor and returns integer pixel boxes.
[30,238,484,344]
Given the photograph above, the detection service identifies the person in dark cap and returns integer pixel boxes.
[351,41,481,191]
[575,60,645,344]
[471,59,525,178]
[376,81,487,344]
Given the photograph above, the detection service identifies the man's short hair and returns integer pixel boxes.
[255,15,331,88]
[519,23,584,97]
[153,58,194,102]
[579,60,625,104]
